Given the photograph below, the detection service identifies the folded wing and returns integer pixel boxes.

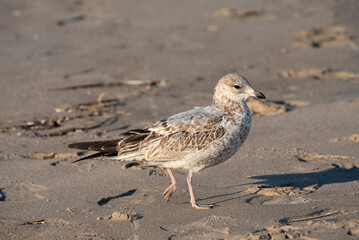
[68,106,227,162]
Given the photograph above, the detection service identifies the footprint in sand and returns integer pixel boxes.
[164,213,359,239]
[292,25,356,49]
[97,211,141,221]
[280,68,359,82]
[246,178,318,205]
[213,7,276,20]
[330,133,359,143]
[247,178,318,197]
[295,151,358,169]
[4,182,47,201]
[1,218,111,239]
[241,213,359,239]
[167,215,237,239]
[241,224,310,239]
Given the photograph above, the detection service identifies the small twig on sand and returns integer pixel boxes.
[286,211,341,224]
[38,116,118,137]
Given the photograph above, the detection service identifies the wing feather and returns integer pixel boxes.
[69,106,227,163]
[68,140,119,153]
[143,106,227,161]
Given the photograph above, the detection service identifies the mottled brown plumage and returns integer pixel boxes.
[68,73,265,209]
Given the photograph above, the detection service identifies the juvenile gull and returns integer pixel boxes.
[68,73,265,209]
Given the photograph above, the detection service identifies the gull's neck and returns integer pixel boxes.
[213,95,249,116]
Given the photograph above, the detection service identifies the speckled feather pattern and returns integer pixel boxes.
[112,74,253,172]
[68,73,265,208]
[69,74,262,172]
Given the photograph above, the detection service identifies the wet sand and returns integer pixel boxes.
[1,0,359,239]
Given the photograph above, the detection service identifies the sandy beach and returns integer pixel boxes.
[1,0,359,239]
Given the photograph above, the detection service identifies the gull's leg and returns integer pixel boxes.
[163,168,178,202]
[186,170,214,209]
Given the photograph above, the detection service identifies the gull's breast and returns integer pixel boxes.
[163,110,252,172]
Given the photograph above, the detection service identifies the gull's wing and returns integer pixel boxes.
[69,106,227,162]
[140,106,227,161]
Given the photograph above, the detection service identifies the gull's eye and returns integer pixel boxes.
[233,84,240,89]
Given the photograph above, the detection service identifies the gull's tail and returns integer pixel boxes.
[68,128,153,164]
[68,140,120,163]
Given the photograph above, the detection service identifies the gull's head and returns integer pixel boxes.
[213,73,266,107]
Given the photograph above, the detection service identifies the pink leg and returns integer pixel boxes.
[186,170,214,209]
[163,169,178,202]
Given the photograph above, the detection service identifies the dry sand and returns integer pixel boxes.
[1,0,359,239]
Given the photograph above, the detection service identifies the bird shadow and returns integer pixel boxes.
[97,189,137,206]
[249,166,359,188]
[189,166,359,206]
[0,188,6,202]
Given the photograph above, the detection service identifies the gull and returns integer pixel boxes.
[68,73,265,209]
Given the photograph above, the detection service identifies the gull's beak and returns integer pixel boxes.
[249,90,266,99]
